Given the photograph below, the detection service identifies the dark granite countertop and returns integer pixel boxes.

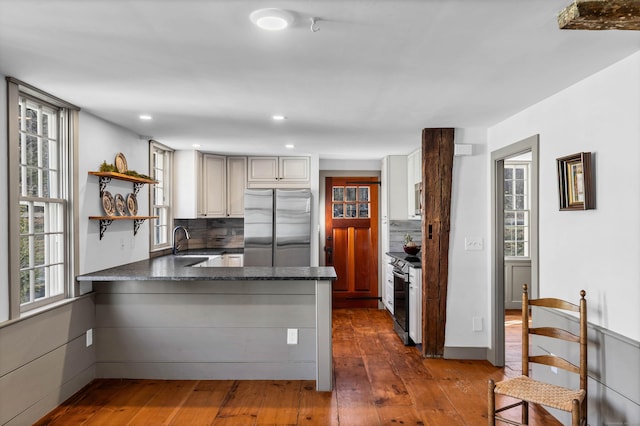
[386,252,422,268]
[173,248,244,256]
[77,255,337,282]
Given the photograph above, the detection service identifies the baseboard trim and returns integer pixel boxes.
[443,346,487,360]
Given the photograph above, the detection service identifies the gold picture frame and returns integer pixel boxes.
[557,152,594,210]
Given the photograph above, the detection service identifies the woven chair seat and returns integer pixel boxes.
[494,375,585,412]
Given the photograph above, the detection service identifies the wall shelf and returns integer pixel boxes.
[88,171,158,197]
[88,171,158,239]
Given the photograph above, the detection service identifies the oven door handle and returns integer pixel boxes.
[393,270,407,280]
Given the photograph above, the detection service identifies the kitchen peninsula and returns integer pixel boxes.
[77,255,336,391]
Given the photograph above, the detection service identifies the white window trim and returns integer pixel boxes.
[6,77,79,319]
[149,140,173,252]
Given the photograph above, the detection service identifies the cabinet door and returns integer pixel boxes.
[224,254,244,267]
[248,157,279,182]
[174,150,202,219]
[386,155,408,221]
[408,267,422,344]
[226,157,246,217]
[279,156,309,182]
[202,154,226,217]
[407,150,421,220]
[384,259,394,313]
[413,149,422,184]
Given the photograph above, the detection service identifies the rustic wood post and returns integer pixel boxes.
[421,128,455,358]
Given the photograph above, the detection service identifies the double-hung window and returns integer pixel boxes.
[7,78,78,316]
[504,162,530,258]
[149,141,173,251]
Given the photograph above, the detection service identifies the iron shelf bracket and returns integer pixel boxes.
[133,218,147,235]
[98,219,113,240]
[98,176,112,197]
[133,182,145,195]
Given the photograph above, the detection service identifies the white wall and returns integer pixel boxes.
[0,77,8,322]
[445,128,490,347]
[79,112,151,274]
[488,51,640,341]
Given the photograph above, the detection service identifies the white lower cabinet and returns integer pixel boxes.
[224,253,244,267]
[384,256,394,314]
[409,266,422,344]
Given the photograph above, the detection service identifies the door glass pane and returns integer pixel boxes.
[332,187,344,202]
[358,187,369,202]
[345,187,356,202]
[358,203,369,218]
[345,204,357,218]
[333,203,344,218]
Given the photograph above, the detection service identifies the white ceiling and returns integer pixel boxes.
[1,1,639,160]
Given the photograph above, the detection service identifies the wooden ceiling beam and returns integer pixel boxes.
[559,0,640,30]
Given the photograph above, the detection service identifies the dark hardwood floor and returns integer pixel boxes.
[36,308,560,425]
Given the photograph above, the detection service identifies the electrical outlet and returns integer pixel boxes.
[472,317,483,331]
[287,328,298,345]
[119,238,125,250]
[86,329,93,347]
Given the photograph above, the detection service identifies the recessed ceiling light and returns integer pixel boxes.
[285,144,295,149]
[139,114,152,120]
[272,115,287,121]
[250,8,294,31]
[192,144,201,148]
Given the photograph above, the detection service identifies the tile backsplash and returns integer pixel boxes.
[389,220,422,252]
[174,218,244,250]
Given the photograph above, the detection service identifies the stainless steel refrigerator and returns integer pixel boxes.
[244,188,311,266]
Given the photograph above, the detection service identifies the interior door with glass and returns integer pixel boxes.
[325,177,379,308]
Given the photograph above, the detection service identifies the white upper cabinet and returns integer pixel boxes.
[174,151,247,219]
[226,156,246,217]
[407,149,422,220]
[382,155,408,221]
[247,156,310,188]
[201,154,226,217]
[174,150,203,219]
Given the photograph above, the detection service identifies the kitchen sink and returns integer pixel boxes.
[189,256,224,267]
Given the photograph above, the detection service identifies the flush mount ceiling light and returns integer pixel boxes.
[272,115,287,120]
[250,8,294,31]
[139,114,152,120]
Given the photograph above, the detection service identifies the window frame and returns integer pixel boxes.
[149,140,173,252]
[503,161,530,259]
[6,77,79,318]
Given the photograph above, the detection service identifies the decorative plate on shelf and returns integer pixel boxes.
[126,193,138,216]
[102,191,116,216]
[115,152,128,173]
[114,193,126,216]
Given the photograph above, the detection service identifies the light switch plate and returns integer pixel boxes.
[86,329,93,347]
[464,237,483,251]
[287,328,298,345]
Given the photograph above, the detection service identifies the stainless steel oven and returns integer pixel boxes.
[390,258,413,345]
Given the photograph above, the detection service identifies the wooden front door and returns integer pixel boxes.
[325,177,379,308]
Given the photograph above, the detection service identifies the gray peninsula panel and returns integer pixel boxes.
[77,255,336,391]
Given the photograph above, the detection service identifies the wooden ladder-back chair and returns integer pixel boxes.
[488,284,587,426]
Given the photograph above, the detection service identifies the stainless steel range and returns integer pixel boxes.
[389,256,413,345]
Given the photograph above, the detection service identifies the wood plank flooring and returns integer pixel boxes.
[36,308,560,425]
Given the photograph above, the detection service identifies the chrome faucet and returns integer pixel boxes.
[172,225,191,255]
